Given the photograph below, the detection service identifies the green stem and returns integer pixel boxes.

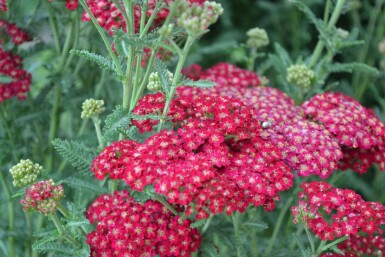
[0,172,15,257]
[319,236,348,254]
[139,0,164,38]
[51,213,81,248]
[92,117,104,149]
[232,212,244,257]
[43,1,61,54]
[139,0,149,33]
[264,197,294,257]
[157,35,196,132]
[201,214,214,234]
[315,240,327,256]
[0,106,18,162]
[108,180,118,194]
[304,226,315,253]
[123,51,136,111]
[150,194,179,216]
[57,204,70,219]
[309,0,347,68]
[79,0,124,77]
[112,0,130,30]
[46,84,61,172]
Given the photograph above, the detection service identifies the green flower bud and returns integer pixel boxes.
[81,98,105,119]
[159,24,174,37]
[177,1,223,36]
[147,71,174,92]
[336,28,349,39]
[9,159,43,187]
[246,27,269,49]
[286,64,315,88]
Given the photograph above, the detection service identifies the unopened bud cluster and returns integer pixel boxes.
[9,159,43,187]
[287,64,314,88]
[147,71,174,92]
[246,27,269,49]
[21,179,64,215]
[81,98,105,119]
[177,1,223,36]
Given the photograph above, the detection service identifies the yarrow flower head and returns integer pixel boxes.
[0,0,7,12]
[21,179,64,215]
[0,20,31,45]
[81,98,105,119]
[95,95,294,219]
[85,190,202,257]
[0,47,32,102]
[286,64,315,88]
[9,159,43,187]
[291,181,385,241]
[246,27,269,49]
[302,92,385,174]
[177,1,223,36]
[321,235,385,257]
[180,63,342,178]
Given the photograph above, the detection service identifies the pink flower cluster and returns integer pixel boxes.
[20,180,64,215]
[86,190,201,257]
[93,95,294,218]
[0,47,32,102]
[0,20,31,44]
[0,0,7,12]
[179,63,343,178]
[303,92,385,174]
[321,235,385,257]
[291,181,385,241]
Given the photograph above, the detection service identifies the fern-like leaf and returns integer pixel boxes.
[63,176,108,194]
[327,62,379,76]
[182,79,216,88]
[52,139,95,176]
[70,50,120,77]
[103,105,132,144]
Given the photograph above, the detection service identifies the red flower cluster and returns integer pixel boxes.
[291,181,385,241]
[0,47,32,102]
[86,190,201,257]
[0,20,31,44]
[94,95,294,218]
[321,235,385,257]
[21,180,64,215]
[91,139,139,180]
[179,63,343,178]
[302,92,385,174]
[0,0,7,12]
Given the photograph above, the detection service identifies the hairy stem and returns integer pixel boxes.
[304,226,315,254]
[92,117,104,149]
[201,214,214,234]
[232,212,245,257]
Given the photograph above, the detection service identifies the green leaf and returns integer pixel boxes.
[200,243,220,257]
[243,221,268,231]
[155,58,172,93]
[32,234,60,251]
[330,245,345,255]
[293,234,312,257]
[327,62,379,76]
[0,74,13,84]
[33,242,75,255]
[52,139,96,176]
[131,113,163,121]
[63,176,108,194]
[182,79,216,88]
[190,219,206,228]
[103,105,132,144]
[70,49,120,78]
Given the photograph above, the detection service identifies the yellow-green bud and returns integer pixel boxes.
[9,159,43,187]
[336,28,349,39]
[287,64,315,88]
[147,71,174,92]
[81,98,105,119]
[159,24,174,37]
[246,27,269,49]
[177,1,223,36]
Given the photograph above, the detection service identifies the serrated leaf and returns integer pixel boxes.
[103,105,132,144]
[32,234,60,250]
[66,220,90,228]
[155,58,172,93]
[327,62,379,76]
[243,221,268,231]
[201,243,219,257]
[63,177,108,194]
[52,139,95,176]
[131,113,162,121]
[182,79,216,88]
[0,74,13,83]
[33,242,75,255]
[190,219,206,228]
[293,234,312,257]
[70,50,120,77]
[331,245,345,254]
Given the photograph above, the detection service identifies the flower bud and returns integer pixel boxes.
[286,64,314,88]
[81,98,105,119]
[147,71,174,92]
[246,27,269,49]
[9,159,43,187]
